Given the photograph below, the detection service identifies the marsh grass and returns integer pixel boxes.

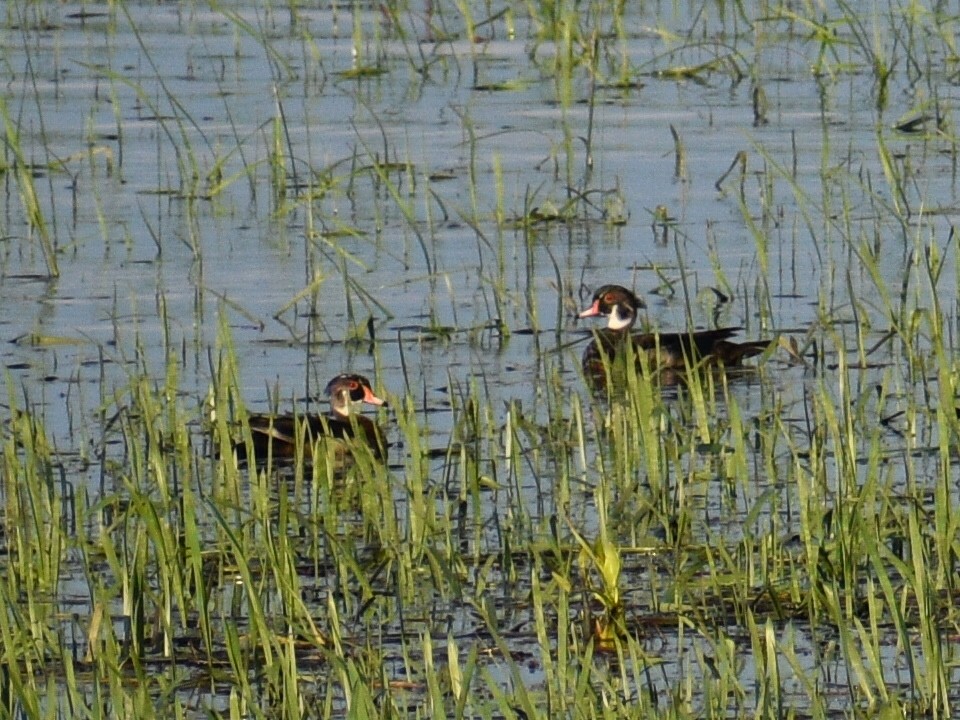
[0,98,59,278]
[5,307,960,715]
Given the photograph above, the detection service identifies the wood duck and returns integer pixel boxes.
[236,374,388,463]
[578,284,771,376]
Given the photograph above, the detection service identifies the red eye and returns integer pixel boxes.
[348,381,358,390]
[604,293,615,303]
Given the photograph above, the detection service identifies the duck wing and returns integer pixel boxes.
[633,327,742,367]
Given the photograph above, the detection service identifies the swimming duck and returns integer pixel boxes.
[236,373,388,463]
[578,284,771,376]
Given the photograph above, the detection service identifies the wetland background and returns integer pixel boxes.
[2,0,960,717]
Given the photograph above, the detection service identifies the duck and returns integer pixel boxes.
[578,284,771,377]
[235,374,388,463]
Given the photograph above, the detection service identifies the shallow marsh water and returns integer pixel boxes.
[2,1,960,717]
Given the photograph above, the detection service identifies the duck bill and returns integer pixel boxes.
[578,300,601,318]
[362,386,387,407]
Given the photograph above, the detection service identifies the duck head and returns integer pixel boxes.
[578,285,644,331]
[326,374,387,417]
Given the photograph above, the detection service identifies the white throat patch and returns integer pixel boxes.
[607,306,634,330]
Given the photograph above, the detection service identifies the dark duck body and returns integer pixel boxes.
[578,284,771,377]
[236,374,388,463]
